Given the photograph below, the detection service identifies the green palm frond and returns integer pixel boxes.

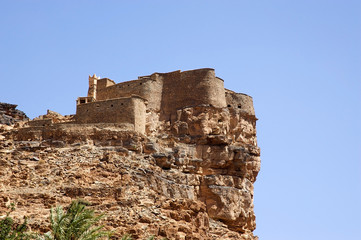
[120,234,132,240]
[46,200,111,240]
[0,204,38,240]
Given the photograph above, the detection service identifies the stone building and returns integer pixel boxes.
[75,68,254,134]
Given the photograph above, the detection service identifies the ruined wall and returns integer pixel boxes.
[26,119,52,127]
[225,89,255,117]
[159,68,227,121]
[75,96,146,133]
[96,79,163,111]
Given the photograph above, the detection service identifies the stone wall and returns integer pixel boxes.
[75,96,146,133]
[26,119,52,127]
[96,78,163,111]
[96,78,116,91]
[132,96,147,133]
[225,89,255,117]
[157,68,227,121]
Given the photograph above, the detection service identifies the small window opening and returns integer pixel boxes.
[227,104,231,107]
[140,82,142,85]
[80,99,86,104]
[238,105,241,109]
[110,104,114,107]
[121,103,124,105]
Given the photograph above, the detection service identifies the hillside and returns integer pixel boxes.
[0,69,261,240]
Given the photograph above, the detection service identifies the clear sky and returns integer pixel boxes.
[1,0,360,239]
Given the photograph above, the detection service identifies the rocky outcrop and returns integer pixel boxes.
[0,101,260,239]
[1,68,260,240]
[0,102,28,125]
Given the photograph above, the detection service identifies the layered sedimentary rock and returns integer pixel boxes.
[0,69,260,240]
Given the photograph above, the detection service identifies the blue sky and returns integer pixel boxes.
[1,0,360,239]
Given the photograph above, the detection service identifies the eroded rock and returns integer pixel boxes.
[0,69,261,240]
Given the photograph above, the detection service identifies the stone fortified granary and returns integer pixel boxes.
[74,68,255,134]
[25,68,255,135]
[1,68,260,240]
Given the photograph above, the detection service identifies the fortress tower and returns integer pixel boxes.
[87,74,99,100]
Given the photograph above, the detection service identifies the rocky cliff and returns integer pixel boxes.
[0,102,28,125]
[0,101,260,239]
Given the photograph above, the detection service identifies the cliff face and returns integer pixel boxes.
[0,103,260,240]
[0,81,260,240]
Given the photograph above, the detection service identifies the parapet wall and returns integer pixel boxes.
[96,78,163,111]
[157,68,227,120]
[225,89,255,117]
[26,119,53,127]
[76,96,146,133]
